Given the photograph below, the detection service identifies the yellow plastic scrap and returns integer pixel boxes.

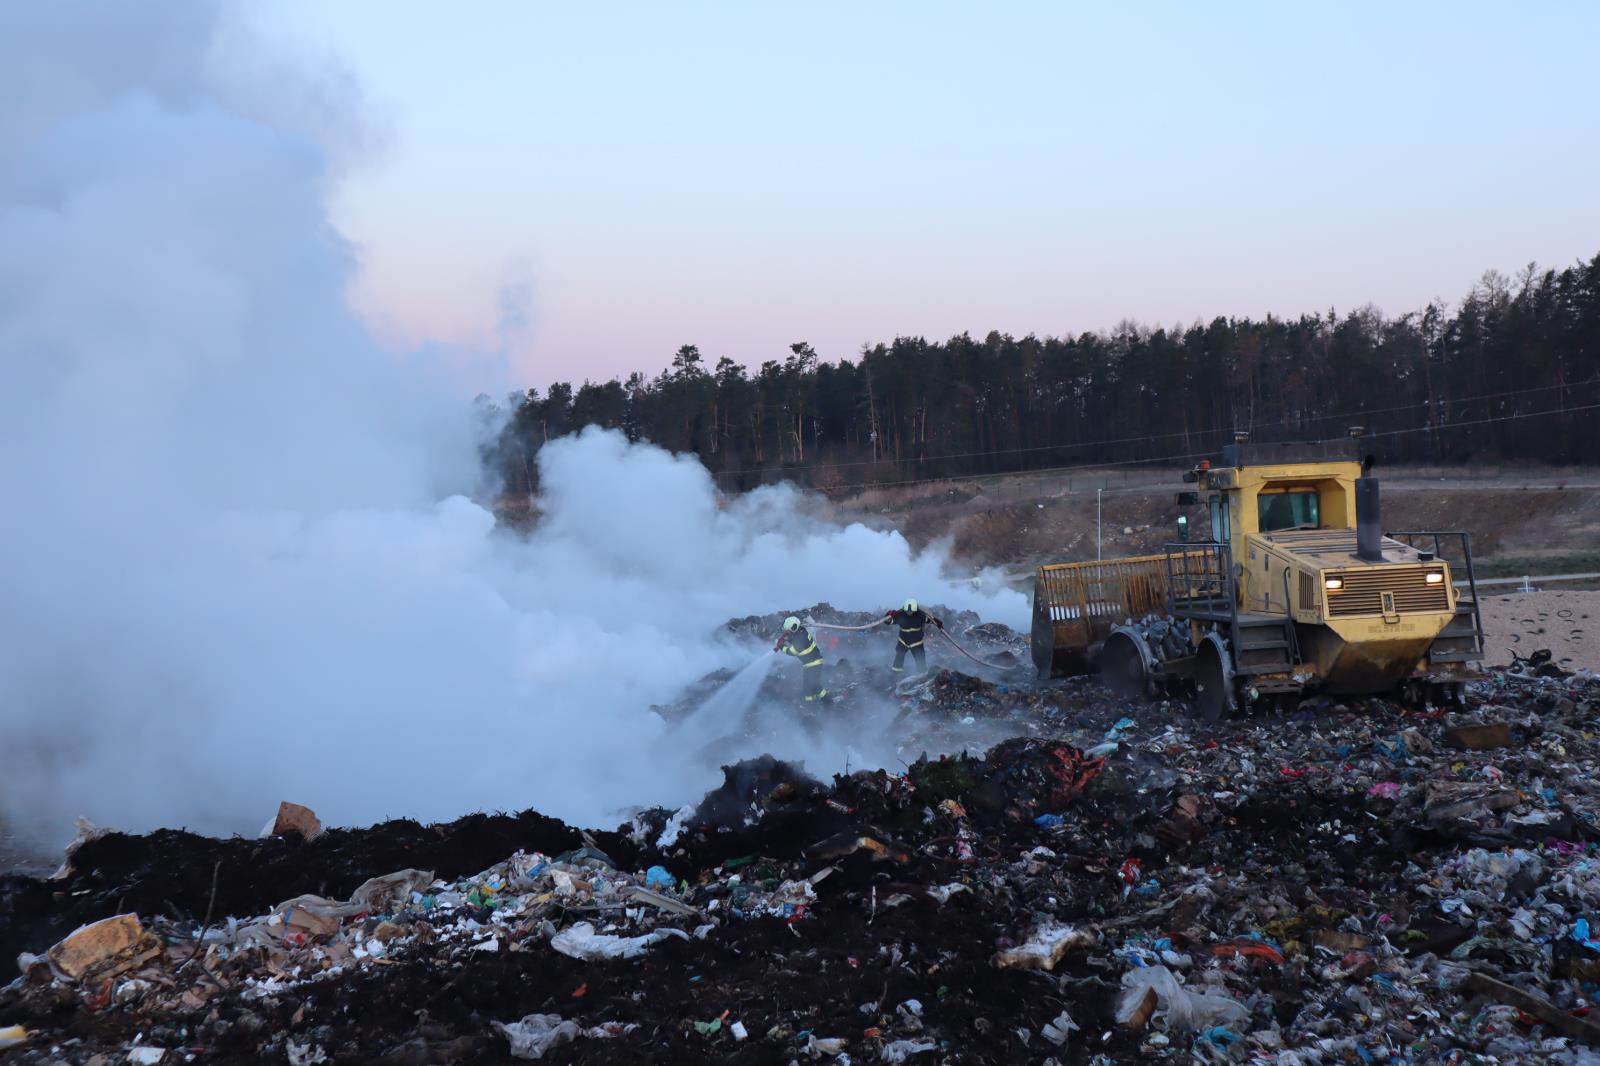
[0,1025,29,1050]
[1262,917,1306,958]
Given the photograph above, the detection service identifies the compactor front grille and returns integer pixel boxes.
[1326,569,1449,617]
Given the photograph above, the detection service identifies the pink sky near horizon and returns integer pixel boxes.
[270,2,1600,393]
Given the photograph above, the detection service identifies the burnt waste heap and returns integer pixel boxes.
[3,614,1600,1064]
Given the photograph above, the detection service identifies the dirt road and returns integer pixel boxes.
[1476,589,1600,670]
[828,466,1600,573]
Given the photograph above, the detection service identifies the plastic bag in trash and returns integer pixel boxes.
[1040,1009,1079,1045]
[881,1039,936,1062]
[992,923,1096,971]
[496,1013,580,1060]
[549,921,690,961]
[1115,965,1248,1034]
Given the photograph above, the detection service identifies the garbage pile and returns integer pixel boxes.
[5,660,1600,1064]
[655,602,1031,734]
[721,603,1029,674]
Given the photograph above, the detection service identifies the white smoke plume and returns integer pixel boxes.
[0,4,1028,845]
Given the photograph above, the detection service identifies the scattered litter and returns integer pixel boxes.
[5,643,1600,1063]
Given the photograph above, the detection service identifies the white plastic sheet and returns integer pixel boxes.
[549,921,689,961]
[496,1013,580,1060]
[1116,964,1248,1033]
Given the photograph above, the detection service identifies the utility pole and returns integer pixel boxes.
[1097,488,1103,560]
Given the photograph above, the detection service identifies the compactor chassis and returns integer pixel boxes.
[1040,533,1485,721]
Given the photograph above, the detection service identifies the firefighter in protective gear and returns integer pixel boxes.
[882,598,943,673]
[775,616,828,702]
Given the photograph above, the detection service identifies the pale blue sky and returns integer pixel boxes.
[268,2,1600,389]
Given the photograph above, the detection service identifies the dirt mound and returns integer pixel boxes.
[0,810,619,973]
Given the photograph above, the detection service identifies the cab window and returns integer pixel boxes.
[1209,495,1230,543]
[1258,490,1319,532]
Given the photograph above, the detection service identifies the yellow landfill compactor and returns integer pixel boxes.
[1031,435,1483,718]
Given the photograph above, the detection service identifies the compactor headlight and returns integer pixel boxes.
[1324,577,1343,591]
[1425,571,1444,585]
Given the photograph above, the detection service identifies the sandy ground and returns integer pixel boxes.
[1477,588,1600,670]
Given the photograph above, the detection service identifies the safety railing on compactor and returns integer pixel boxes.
[1163,541,1236,622]
[1384,529,1486,659]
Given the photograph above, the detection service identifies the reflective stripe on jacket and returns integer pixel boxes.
[783,628,825,667]
[885,608,938,648]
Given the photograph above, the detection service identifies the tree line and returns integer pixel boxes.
[483,251,1600,494]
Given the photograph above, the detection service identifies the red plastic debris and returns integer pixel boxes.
[572,982,588,998]
[1045,744,1107,807]
[1210,939,1286,965]
[82,978,113,1012]
[1119,858,1142,886]
[1279,768,1308,779]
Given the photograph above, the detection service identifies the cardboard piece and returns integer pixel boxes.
[46,914,161,983]
[1444,723,1513,750]
[269,802,323,840]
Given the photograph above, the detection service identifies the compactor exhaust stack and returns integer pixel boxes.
[1356,453,1382,563]
[1355,478,1383,562]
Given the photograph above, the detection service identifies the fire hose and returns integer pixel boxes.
[803,617,1015,671]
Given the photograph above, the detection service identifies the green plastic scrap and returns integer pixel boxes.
[694,1018,723,1036]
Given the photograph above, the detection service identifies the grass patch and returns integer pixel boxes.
[1473,551,1600,579]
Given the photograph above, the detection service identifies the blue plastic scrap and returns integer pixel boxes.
[1034,813,1067,828]
[1373,736,1411,762]
[1239,931,1285,953]
[1571,918,1600,952]
[645,865,674,890]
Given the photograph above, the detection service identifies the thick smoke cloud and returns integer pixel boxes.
[0,4,1027,845]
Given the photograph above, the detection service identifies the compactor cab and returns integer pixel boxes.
[1031,435,1484,717]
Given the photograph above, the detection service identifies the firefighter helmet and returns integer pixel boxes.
[783,616,800,632]
[904,598,918,613]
